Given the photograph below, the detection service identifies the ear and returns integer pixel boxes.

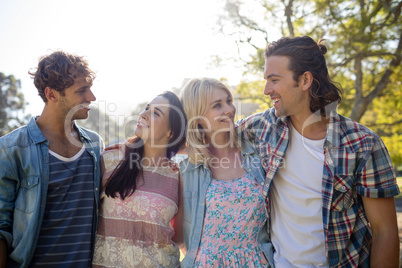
[44,87,58,103]
[300,71,314,92]
[197,118,207,130]
[167,130,173,139]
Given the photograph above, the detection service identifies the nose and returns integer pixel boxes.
[139,109,149,119]
[264,81,272,95]
[87,89,96,101]
[224,102,236,116]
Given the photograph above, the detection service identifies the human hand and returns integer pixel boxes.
[168,160,179,172]
[105,143,122,151]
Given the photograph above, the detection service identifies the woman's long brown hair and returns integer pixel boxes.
[104,91,187,200]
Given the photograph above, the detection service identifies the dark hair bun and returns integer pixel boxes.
[317,40,327,55]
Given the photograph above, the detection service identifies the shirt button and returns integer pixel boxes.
[261,182,264,186]
[265,183,269,187]
[91,150,94,154]
[95,188,98,191]
[341,186,346,190]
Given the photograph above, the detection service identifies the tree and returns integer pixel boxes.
[0,72,28,137]
[219,0,402,166]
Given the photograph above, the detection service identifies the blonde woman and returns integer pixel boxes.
[178,78,273,267]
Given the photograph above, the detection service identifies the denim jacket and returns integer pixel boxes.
[0,117,104,267]
[179,141,274,267]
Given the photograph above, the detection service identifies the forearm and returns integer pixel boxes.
[370,227,399,268]
[0,239,7,268]
[362,196,400,268]
[235,115,261,143]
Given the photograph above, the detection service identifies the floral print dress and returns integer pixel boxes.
[194,172,269,267]
[92,150,180,268]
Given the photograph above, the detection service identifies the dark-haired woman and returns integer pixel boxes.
[92,91,187,268]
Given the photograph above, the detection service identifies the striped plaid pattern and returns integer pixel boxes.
[237,108,399,268]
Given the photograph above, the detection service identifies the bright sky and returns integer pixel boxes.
[0,0,245,117]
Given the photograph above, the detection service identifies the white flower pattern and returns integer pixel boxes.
[92,150,180,268]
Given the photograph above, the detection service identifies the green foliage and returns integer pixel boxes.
[360,76,402,166]
[236,79,270,112]
[221,0,402,166]
[0,72,28,137]
[246,48,265,74]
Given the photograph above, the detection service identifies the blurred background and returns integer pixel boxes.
[0,0,401,176]
[1,1,401,264]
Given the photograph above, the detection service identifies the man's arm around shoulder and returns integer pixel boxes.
[236,110,270,143]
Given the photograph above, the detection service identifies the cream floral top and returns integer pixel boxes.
[92,150,180,268]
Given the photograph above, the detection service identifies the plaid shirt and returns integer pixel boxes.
[237,108,399,268]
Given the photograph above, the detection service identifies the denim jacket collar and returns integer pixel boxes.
[27,117,92,144]
[76,124,92,142]
[27,117,47,144]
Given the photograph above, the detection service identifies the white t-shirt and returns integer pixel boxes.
[270,123,328,267]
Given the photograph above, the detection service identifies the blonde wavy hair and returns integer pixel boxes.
[180,78,240,168]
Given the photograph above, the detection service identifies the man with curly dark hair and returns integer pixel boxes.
[238,36,399,267]
[0,51,104,267]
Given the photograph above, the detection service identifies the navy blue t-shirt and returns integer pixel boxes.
[30,146,95,267]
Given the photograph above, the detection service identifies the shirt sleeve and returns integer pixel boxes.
[0,144,18,248]
[356,136,400,198]
[236,112,265,144]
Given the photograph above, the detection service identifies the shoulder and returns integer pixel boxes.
[237,108,278,128]
[0,125,29,150]
[0,125,33,178]
[338,115,377,135]
[240,140,258,154]
[178,158,198,174]
[337,115,381,150]
[178,158,210,185]
[101,149,123,173]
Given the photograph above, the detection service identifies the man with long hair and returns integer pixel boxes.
[0,51,104,267]
[238,36,399,267]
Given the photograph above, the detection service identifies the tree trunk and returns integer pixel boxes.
[349,33,402,122]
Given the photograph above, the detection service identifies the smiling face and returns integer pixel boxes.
[58,77,96,121]
[198,87,236,142]
[263,55,309,118]
[134,96,171,145]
